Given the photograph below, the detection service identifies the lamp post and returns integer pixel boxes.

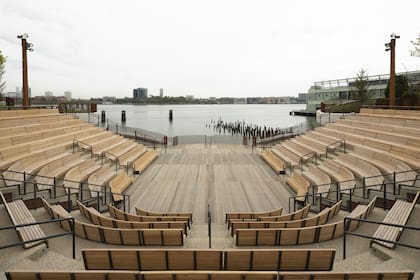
[17,33,33,109]
[385,33,399,107]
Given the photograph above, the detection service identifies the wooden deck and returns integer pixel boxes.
[127,144,293,224]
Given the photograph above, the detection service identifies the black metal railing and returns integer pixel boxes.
[1,169,130,213]
[288,168,420,213]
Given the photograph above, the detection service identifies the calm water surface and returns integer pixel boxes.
[97,104,309,136]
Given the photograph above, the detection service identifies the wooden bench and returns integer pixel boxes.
[109,172,134,201]
[258,204,311,222]
[236,197,376,246]
[350,145,417,186]
[225,208,282,225]
[0,126,103,170]
[371,191,420,249]
[271,145,300,170]
[135,207,192,222]
[0,118,82,137]
[302,166,331,198]
[282,140,316,163]
[260,150,285,175]
[87,166,117,197]
[108,203,191,228]
[81,248,335,271]
[63,159,102,194]
[286,173,310,202]
[334,154,384,190]
[0,114,73,129]
[76,201,188,234]
[5,271,415,280]
[292,136,328,157]
[133,150,158,174]
[1,146,69,188]
[230,201,342,236]
[41,198,184,246]
[118,145,147,168]
[91,137,127,156]
[103,141,139,159]
[35,153,85,190]
[318,159,355,194]
[0,191,47,249]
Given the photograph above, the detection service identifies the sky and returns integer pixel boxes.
[0,0,419,99]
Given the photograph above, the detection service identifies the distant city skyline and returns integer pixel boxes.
[0,0,419,99]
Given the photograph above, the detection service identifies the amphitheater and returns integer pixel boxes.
[0,107,419,280]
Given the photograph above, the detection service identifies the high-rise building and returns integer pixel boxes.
[133,88,148,99]
[160,88,164,97]
[45,91,53,97]
[64,91,72,101]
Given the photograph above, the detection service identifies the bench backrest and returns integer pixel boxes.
[81,248,335,271]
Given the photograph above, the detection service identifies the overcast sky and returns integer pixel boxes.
[1,0,419,98]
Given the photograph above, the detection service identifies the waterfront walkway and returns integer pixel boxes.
[127,144,293,224]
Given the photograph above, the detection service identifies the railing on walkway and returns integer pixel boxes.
[0,217,76,259]
[1,169,130,213]
[343,217,420,259]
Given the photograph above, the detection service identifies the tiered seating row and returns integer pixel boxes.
[225,208,283,225]
[236,197,376,246]
[42,198,184,246]
[260,150,285,175]
[82,248,336,271]
[77,201,188,234]
[230,201,342,236]
[5,271,415,280]
[108,204,191,228]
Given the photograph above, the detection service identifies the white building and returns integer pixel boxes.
[64,91,72,101]
[45,91,53,97]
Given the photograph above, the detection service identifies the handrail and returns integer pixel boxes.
[101,151,120,171]
[288,168,420,212]
[0,217,76,259]
[326,139,346,157]
[73,138,93,158]
[299,151,316,169]
[343,217,420,259]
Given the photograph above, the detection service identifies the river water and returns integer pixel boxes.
[96,104,310,137]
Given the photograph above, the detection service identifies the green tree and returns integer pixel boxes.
[384,75,409,98]
[410,34,420,57]
[352,68,371,104]
[0,50,6,97]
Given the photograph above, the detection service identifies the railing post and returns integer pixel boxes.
[343,218,348,259]
[349,191,352,211]
[33,182,37,210]
[80,182,83,202]
[67,189,71,212]
[362,177,366,199]
[336,182,340,202]
[393,172,396,195]
[53,176,57,199]
[383,183,387,210]
[71,218,76,259]
[116,123,118,135]
[312,185,315,206]
[97,192,100,211]
[23,171,27,195]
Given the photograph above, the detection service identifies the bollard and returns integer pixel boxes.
[121,110,126,122]
[169,109,173,122]
[101,110,106,123]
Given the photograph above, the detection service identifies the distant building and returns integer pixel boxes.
[185,95,194,100]
[102,96,116,104]
[133,88,148,100]
[64,91,72,101]
[45,91,53,97]
[160,88,164,97]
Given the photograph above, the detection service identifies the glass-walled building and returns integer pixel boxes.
[306,70,420,112]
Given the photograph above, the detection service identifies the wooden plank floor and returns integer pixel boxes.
[127,144,293,224]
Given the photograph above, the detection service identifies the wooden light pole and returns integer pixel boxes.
[385,33,399,107]
[17,33,33,109]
